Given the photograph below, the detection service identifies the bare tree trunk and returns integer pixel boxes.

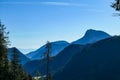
[46,41,51,80]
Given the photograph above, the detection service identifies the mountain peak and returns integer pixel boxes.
[85,29,109,37]
[26,40,69,60]
[85,29,98,34]
[72,29,111,45]
[8,47,30,65]
[51,41,69,45]
[86,29,96,32]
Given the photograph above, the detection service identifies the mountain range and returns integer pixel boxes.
[23,29,112,76]
[54,36,120,80]
[23,44,84,76]
[26,29,111,60]
[7,29,116,80]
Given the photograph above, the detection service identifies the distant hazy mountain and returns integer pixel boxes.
[8,47,30,65]
[72,29,111,44]
[26,41,69,60]
[19,48,35,54]
[24,44,84,76]
[54,36,120,80]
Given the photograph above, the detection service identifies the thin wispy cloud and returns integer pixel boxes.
[0,1,104,13]
[41,2,87,7]
[0,1,103,13]
[0,1,87,7]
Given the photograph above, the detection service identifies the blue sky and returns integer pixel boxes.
[0,0,120,50]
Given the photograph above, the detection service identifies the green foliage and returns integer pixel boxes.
[0,21,33,80]
[112,0,120,11]
[10,47,33,80]
[0,20,10,80]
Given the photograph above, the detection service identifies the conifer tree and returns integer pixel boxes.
[11,47,21,80]
[0,20,33,80]
[11,47,32,80]
[111,0,120,16]
[45,41,53,80]
[112,0,120,11]
[0,21,10,80]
